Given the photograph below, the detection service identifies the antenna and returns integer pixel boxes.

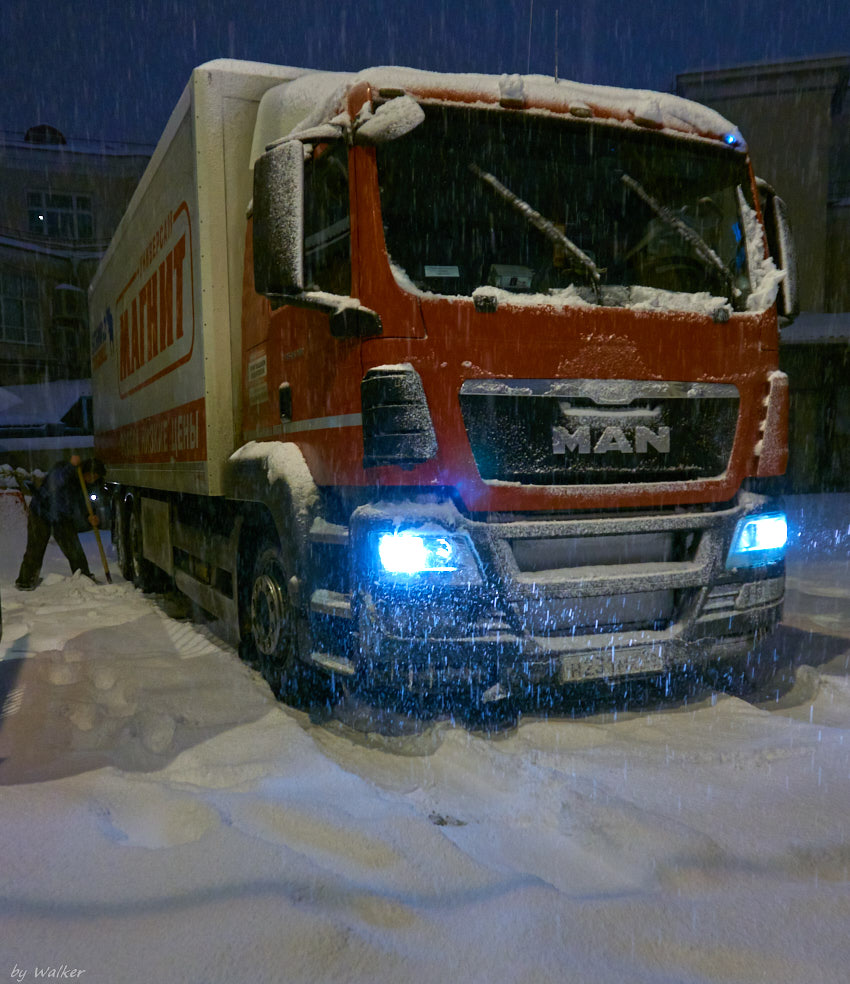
[554,9,559,82]
[526,0,534,75]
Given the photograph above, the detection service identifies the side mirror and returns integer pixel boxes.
[253,140,304,295]
[757,179,799,323]
[251,134,383,339]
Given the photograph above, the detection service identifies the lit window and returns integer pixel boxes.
[27,190,93,240]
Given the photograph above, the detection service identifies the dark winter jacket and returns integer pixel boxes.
[30,462,91,531]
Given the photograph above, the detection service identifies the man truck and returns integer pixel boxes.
[90,60,796,706]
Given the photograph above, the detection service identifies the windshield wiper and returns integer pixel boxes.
[620,172,740,306]
[469,163,602,303]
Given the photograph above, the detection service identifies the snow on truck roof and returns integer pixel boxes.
[251,64,745,166]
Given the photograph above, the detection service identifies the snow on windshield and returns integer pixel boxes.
[378,105,757,313]
[738,190,785,312]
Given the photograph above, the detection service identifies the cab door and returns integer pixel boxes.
[242,142,364,482]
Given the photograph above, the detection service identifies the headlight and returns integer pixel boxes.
[372,531,483,585]
[726,512,787,569]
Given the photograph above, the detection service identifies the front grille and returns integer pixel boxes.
[510,589,676,636]
[477,503,723,641]
[511,530,674,572]
[459,379,739,485]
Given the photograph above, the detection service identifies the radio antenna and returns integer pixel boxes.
[554,9,559,82]
[526,0,533,74]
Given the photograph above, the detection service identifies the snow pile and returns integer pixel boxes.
[628,285,732,317]
[1,487,849,983]
[0,463,23,488]
[471,283,592,310]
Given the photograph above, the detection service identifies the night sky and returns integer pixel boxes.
[3,0,849,146]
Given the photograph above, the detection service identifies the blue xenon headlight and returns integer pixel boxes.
[726,512,787,569]
[373,530,483,585]
[379,533,457,573]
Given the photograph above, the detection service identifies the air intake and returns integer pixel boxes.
[361,364,437,468]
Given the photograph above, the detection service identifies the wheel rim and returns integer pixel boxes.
[251,570,287,657]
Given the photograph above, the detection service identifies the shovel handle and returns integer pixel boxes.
[77,465,112,584]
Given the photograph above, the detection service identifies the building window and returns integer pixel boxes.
[0,269,41,345]
[53,284,86,320]
[27,190,93,240]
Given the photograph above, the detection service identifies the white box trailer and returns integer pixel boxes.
[90,60,307,498]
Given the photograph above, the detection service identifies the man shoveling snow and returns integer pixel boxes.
[15,454,106,590]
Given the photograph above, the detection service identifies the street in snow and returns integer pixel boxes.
[0,489,848,983]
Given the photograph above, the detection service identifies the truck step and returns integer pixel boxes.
[310,588,353,619]
[307,650,356,677]
[308,518,348,546]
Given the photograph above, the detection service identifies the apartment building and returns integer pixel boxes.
[678,55,850,491]
[0,123,149,385]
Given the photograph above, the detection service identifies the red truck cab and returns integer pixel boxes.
[239,68,795,699]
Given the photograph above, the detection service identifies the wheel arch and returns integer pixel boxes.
[227,441,321,643]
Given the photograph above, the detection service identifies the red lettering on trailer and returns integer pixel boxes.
[115,202,194,398]
[96,398,206,464]
[130,294,141,373]
[143,269,158,360]
[158,251,173,351]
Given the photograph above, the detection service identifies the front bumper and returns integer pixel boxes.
[344,491,784,693]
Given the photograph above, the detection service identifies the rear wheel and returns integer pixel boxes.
[127,501,159,592]
[114,498,133,582]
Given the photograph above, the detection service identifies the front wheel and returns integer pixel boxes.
[248,548,293,682]
[244,545,322,705]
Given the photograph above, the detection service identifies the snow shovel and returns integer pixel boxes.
[77,464,112,584]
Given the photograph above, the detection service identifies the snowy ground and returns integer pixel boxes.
[1,489,848,984]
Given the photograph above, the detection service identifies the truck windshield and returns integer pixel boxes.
[376,105,754,306]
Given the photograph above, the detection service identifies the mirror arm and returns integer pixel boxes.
[268,292,382,339]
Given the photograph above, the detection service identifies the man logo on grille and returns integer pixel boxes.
[552,423,671,455]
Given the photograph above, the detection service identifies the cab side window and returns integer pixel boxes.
[304,144,351,295]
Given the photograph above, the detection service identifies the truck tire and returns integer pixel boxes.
[244,545,302,700]
[114,498,133,582]
[127,502,159,592]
